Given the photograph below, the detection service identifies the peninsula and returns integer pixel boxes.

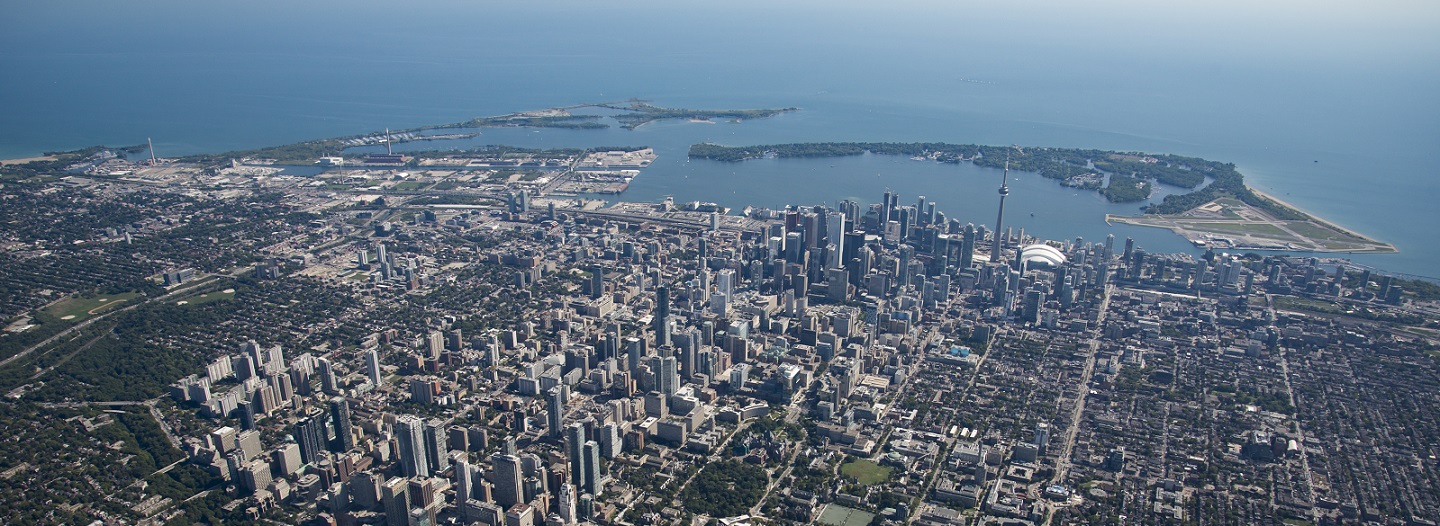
[179,101,795,164]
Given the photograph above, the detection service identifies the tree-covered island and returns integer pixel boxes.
[596,101,798,129]
[687,141,1303,218]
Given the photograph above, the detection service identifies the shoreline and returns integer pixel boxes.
[1247,186,1390,246]
[1107,213,1399,254]
[1110,184,1399,255]
[0,155,56,166]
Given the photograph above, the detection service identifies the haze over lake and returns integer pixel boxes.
[2,0,1436,276]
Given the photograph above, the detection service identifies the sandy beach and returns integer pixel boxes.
[0,155,56,166]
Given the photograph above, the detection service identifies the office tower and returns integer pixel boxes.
[643,391,668,418]
[777,230,800,260]
[961,223,976,269]
[1022,288,1044,324]
[425,418,450,474]
[268,345,285,376]
[626,337,643,374]
[317,357,339,394]
[237,400,256,431]
[898,207,912,241]
[657,356,678,396]
[352,471,381,509]
[509,189,530,213]
[653,284,670,347]
[1221,256,1243,288]
[697,348,716,379]
[491,453,524,507]
[599,423,621,458]
[839,199,859,223]
[898,244,913,288]
[1005,269,1022,315]
[376,242,387,266]
[1035,422,1051,455]
[827,268,849,302]
[485,339,501,367]
[449,425,471,454]
[447,329,463,352]
[676,329,698,380]
[881,190,893,226]
[547,386,566,438]
[653,284,669,332]
[243,340,266,378]
[366,347,382,385]
[293,410,326,466]
[329,398,355,452]
[731,363,751,387]
[558,483,578,524]
[578,493,596,521]
[991,158,1011,263]
[273,443,302,477]
[826,211,846,269]
[589,265,605,299]
[456,457,474,506]
[426,330,445,359]
[717,269,734,297]
[410,378,436,405]
[396,415,430,478]
[381,476,411,526]
[566,423,587,491]
[212,426,239,454]
[992,267,1010,307]
[800,210,823,250]
[1131,249,1146,280]
[581,440,603,494]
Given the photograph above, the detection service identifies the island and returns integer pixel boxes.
[688,142,1396,253]
[596,101,797,129]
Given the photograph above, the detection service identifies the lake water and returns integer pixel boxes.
[1,0,1436,277]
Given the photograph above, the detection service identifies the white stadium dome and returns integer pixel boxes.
[1019,244,1066,267]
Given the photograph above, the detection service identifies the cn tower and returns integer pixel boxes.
[990,154,1011,263]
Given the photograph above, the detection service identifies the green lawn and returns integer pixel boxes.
[1187,221,1291,238]
[175,289,236,306]
[43,292,140,323]
[818,504,875,526]
[840,459,892,485]
[1283,221,1364,242]
[393,181,430,191]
